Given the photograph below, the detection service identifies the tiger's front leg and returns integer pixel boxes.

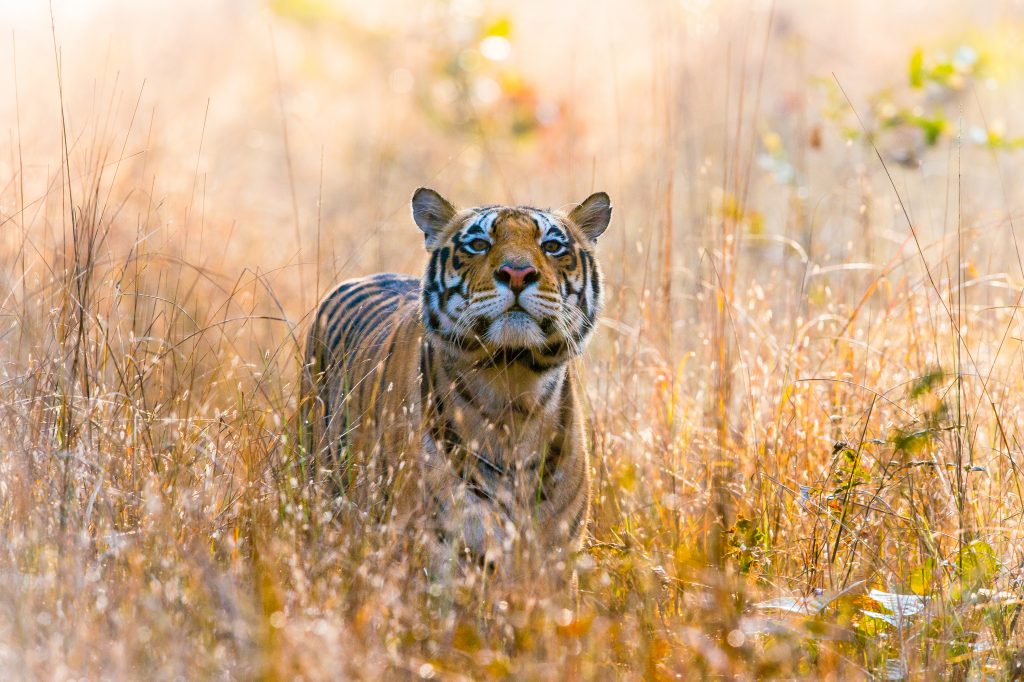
[434,489,516,568]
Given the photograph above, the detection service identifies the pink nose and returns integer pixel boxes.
[495,264,538,293]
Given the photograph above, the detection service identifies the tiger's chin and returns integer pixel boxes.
[484,310,547,349]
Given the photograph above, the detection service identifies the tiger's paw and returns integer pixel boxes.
[457,505,517,570]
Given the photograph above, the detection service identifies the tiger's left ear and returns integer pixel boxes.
[568,192,612,242]
[412,187,457,245]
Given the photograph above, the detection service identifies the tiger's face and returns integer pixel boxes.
[412,189,612,359]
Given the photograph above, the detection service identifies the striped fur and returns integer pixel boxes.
[301,189,612,570]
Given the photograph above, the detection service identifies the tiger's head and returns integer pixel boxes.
[412,188,612,363]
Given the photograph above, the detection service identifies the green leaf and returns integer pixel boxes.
[913,115,947,146]
[931,62,956,82]
[909,48,925,88]
[854,611,890,637]
[958,540,999,587]
[892,428,933,455]
[727,516,765,574]
[908,558,936,595]
[910,367,943,399]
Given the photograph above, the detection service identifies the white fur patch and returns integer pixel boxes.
[485,311,546,348]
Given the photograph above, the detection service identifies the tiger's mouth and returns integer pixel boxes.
[484,308,547,349]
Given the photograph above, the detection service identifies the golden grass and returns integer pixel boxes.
[3,0,1024,678]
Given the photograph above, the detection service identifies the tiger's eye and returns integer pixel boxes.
[542,240,564,254]
[469,238,490,252]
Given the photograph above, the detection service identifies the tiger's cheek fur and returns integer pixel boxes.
[421,244,474,341]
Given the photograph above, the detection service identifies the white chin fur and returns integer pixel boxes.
[485,312,546,348]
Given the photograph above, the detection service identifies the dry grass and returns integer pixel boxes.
[3,0,1024,678]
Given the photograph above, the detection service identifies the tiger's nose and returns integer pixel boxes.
[495,263,539,294]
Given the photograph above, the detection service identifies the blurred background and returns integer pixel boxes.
[4,0,1024,677]
[4,0,1024,313]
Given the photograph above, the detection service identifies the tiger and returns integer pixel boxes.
[300,187,612,572]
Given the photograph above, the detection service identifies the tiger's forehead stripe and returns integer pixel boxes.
[465,207,566,236]
[461,208,500,238]
[529,209,569,242]
[459,206,573,243]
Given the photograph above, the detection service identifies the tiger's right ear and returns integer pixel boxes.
[411,187,457,244]
[568,192,612,242]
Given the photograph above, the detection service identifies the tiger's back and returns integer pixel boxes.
[302,273,424,503]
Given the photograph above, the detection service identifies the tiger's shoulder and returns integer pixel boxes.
[302,272,425,468]
[310,272,422,356]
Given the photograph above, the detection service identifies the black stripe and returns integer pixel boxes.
[536,378,570,499]
[543,399,584,517]
[536,339,566,361]
[535,442,560,503]
[319,280,376,337]
[434,328,483,353]
[419,339,433,406]
[473,451,510,480]
[424,305,442,333]
[377,322,404,379]
[324,289,386,349]
[560,271,581,299]
[465,476,496,502]
[567,502,587,538]
[528,214,543,235]
[343,297,398,351]
[476,347,564,373]
[451,375,482,410]
[343,300,392,349]
[429,417,462,451]
[570,313,596,346]
[587,251,601,301]
[563,247,578,272]
[546,226,568,241]
[458,464,515,518]
[540,369,568,409]
[426,353,462,453]
[437,247,450,282]
[326,297,379,352]
[452,372,528,413]
[577,251,590,312]
[324,277,382,311]
[425,250,440,284]
[440,276,467,307]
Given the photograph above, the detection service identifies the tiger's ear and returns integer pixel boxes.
[568,192,612,242]
[412,187,457,244]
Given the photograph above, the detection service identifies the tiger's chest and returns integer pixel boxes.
[421,348,569,499]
